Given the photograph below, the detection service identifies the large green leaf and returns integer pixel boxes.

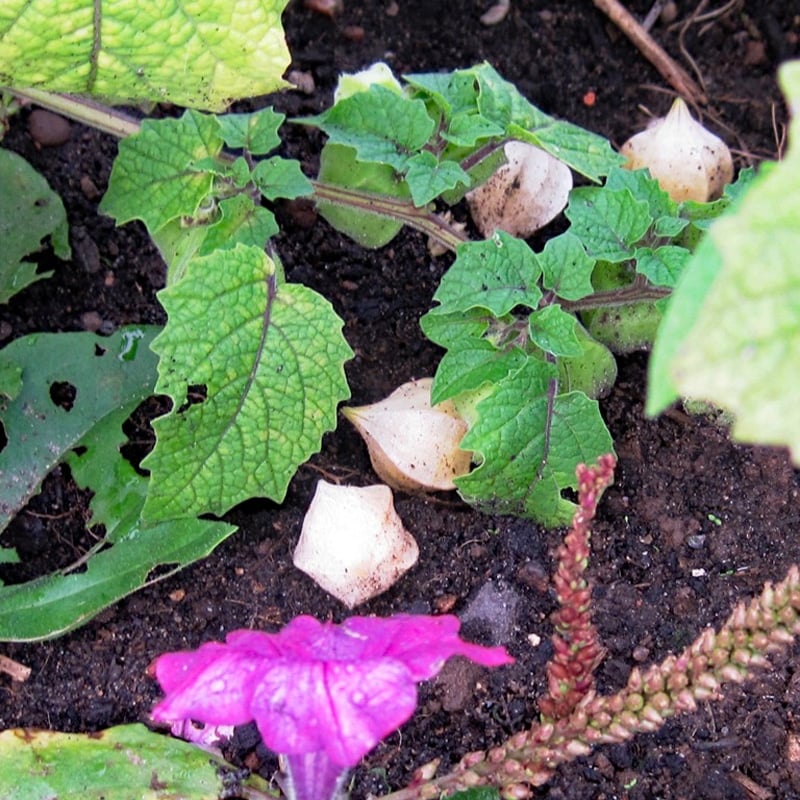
[0,0,291,111]
[0,724,276,800]
[648,61,800,463]
[142,244,353,521]
[0,327,159,534]
[0,148,70,303]
[456,359,614,527]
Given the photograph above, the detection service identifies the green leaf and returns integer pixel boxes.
[251,155,313,200]
[0,390,236,641]
[449,789,500,800]
[420,307,491,348]
[0,0,291,111]
[142,245,353,521]
[528,305,581,357]
[306,85,436,171]
[634,244,690,288]
[456,360,614,527]
[431,338,528,405]
[657,62,800,461]
[404,151,470,205]
[538,232,596,301]
[315,142,409,249]
[565,185,652,262]
[433,232,542,316]
[100,110,223,234]
[0,327,159,535]
[405,69,483,117]
[217,107,284,154]
[0,148,69,302]
[0,724,276,799]
[646,234,722,414]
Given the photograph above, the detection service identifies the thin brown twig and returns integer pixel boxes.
[590,0,708,106]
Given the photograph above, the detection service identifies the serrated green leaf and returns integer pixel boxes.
[0,0,291,111]
[405,69,482,117]
[468,63,623,182]
[565,185,652,262]
[431,339,528,405]
[420,307,491,348]
[0,327,159,536]
[433,233,542,316]
[100,110,223,234]
[0,724,275,799]
[0,148,69,302]
[528,305,581,356]
[217,108,284,154]
[635,244,689,288]
[605,166,677,221]
[200,195,279,252]
[456,360,614,527]
[539,232,596,301]
[142,245,352,521]
[251,155,313,201]
[660,62,800,461]
[443,111,505,147]
[306,85,436,171]
[404,151,470,205]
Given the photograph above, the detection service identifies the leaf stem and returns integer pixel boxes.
[311,179,469,253]
[561,277,669,312]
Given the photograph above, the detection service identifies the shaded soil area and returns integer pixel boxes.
[2,1,800,799]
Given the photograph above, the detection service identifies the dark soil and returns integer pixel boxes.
[2,2,800,799]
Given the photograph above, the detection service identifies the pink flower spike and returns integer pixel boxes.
[151,614,513,775]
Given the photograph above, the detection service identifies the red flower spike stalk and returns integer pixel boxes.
[382,457,800,800]
[538,454,615,720]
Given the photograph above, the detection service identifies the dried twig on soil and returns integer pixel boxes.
[591,0,708,105]
[0,654,31,682]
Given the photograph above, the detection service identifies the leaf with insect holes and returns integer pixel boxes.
[0,404,235,642]
[649,62,800,463]
[432,232,543,317]
[0,0,291,111]
[100,110,224,235]
[0,327,159,537]
[0,725,272,797]
[0,149,70,303]
[455,359,614,527]
[141,244,353,522]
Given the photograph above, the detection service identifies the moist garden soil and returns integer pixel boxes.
[1,2,800,798]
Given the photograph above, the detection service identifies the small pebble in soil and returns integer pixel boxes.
[687,533,707,549]
[80,175,102,200]
[80,311,104,332]
[28,109,71,147]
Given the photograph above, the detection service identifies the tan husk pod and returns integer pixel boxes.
[293,480,419,608]
[341,378,471,492]
[620,98,733,202]
[466,140,572,238]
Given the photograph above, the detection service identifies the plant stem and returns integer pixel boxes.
[5,88,142,138]
[561,277,670,312]
[312,180,469,253]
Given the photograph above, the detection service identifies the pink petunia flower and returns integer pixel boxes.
[150,614,513,800]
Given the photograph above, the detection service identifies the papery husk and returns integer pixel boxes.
[466,141,572,238]
[620,98,733,202]
[293,481,419,608]
[341,378,472,492]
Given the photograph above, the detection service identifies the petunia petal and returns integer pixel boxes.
[342,614,514,680]
[151,649,263,726]
[250,658,417,767]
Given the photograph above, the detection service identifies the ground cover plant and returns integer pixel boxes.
[1,1,800,800]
